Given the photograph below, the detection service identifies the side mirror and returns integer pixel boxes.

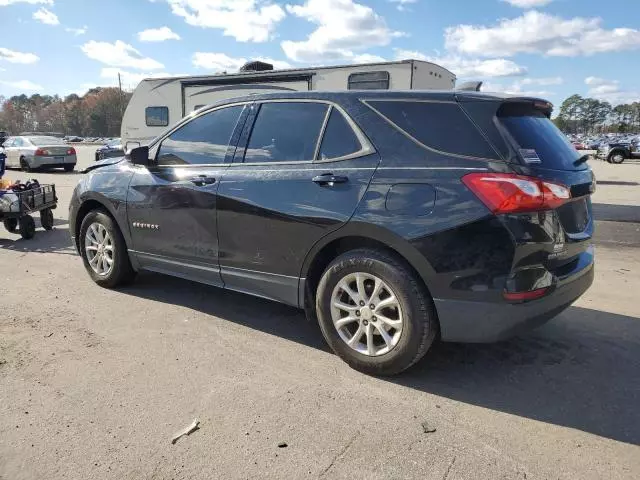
[127,145,150,166]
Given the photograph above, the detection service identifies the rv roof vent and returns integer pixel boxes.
[240,61,274,72]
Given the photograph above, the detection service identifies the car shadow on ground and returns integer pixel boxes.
[0,223,75,255]
[593,202,640,223]
[121,272,640,446]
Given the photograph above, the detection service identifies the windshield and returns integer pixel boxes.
[29,136,66,146]
[498,105,584,171]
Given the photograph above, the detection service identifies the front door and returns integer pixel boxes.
[217,100,380,305]
[127,103,249,286]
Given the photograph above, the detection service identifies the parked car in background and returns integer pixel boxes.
[572,141,587,150]
[597,136,640,163]
[1,135,76,172]
[95,138,124,161]
[70,90,595,375]
[67,136,84,143]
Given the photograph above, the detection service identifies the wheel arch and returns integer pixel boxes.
[299,222,438,309]
[73,194,131,253]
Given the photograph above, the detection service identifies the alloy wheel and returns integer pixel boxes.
[330,272,404,356]
[85,222,114,276]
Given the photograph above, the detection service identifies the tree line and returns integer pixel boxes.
[553,94,640,134]
[0,87,132,137]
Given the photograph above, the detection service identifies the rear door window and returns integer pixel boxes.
[367,100,499,159]
[317,108,362,160]
[498,104,585,170]
[244,102,329,163]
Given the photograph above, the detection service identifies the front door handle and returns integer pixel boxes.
[190,175,216,186]
[312,173,349,186]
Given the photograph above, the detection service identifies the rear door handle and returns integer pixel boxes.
[312,173,349,185]
[190,175,216,186]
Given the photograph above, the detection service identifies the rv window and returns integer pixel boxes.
[146,106,169,127]
[317,108,362,160]
[348,71,390,90]
[244,102,329,163]
[368,100,499,159]
[156,105,244,166]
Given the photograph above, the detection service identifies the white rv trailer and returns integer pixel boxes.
[121,59,456,146]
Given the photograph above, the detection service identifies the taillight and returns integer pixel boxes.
[35,148,49,156]
[462,173,571,214]
[503,287,549,302]
[67,147,76,155]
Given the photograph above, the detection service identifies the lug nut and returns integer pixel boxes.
[363,320,369,326]
[372,316,377,322]
[355,311,361,316]
[359,301,365,306]
[370,304,375,310]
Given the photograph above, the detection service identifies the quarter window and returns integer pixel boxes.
[146,106,169,127]
[348,71,390,90]
[156,105,244,166]
[317,108,362,160]
[244,102,329,163]
[368,100,499,159]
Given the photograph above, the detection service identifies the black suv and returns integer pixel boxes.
[597,137,640,164]
[70,91,595,375]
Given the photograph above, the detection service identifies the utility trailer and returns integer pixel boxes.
[121,59,456,147]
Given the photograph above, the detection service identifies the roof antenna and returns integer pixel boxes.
[456,81,483,92]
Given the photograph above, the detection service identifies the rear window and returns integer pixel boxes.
[498,104,583,170]
[367,100,499,159]
[29,136,65,146]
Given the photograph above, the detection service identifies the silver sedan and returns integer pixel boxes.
[1,135,77,172]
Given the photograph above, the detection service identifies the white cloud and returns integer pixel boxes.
[481,80,553,98]
[66,26,87,35]
[389,0,417,12]
[282,0,404,63]
[352,54,386,64]
[0,47,39,64]
[138,26,181,42]
[81,40,164,70]
[395,49,527,78]
[520,76,563,86]
[32,7,59,25]
[445,10,640,57]
[192,52,292,72]
[1,79,43,91]
[584,77,639,105]
[0,0,52,5]
[163,0,285,43]
[502,0,553,7]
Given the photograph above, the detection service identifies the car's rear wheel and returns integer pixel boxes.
[64,164,75,172]
[316,249,438,376]
[20,157,31,172]
[79,210,135,288]
[608,152,625,164]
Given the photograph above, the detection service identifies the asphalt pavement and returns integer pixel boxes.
[0,146,638,479]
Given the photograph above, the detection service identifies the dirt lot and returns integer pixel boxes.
[1,147,639,479]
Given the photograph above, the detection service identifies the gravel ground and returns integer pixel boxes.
[0,147,639,479]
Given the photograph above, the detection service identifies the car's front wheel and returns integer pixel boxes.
[79,210,135,288]
[316,249,438,376]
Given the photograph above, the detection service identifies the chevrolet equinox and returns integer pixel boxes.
[70,91,595,375]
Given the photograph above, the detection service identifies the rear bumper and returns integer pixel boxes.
[29,155,77,168]
[435,252,594,343]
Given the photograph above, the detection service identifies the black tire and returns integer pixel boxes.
[40,208,54,230]
[19,215,36,240]
[608,151,626,164]
[95,153,100,162]
[316,249,438,376]
[64,164,75,172]
[79,210,136,288]
[3,218,18,233]
[20,157,32,172]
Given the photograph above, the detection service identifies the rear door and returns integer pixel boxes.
[216,100,380,306]
[127,103,249,286]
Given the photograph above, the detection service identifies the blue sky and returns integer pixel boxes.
[0,0,639,108]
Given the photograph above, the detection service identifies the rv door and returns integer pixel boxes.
[183,81,310,113]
